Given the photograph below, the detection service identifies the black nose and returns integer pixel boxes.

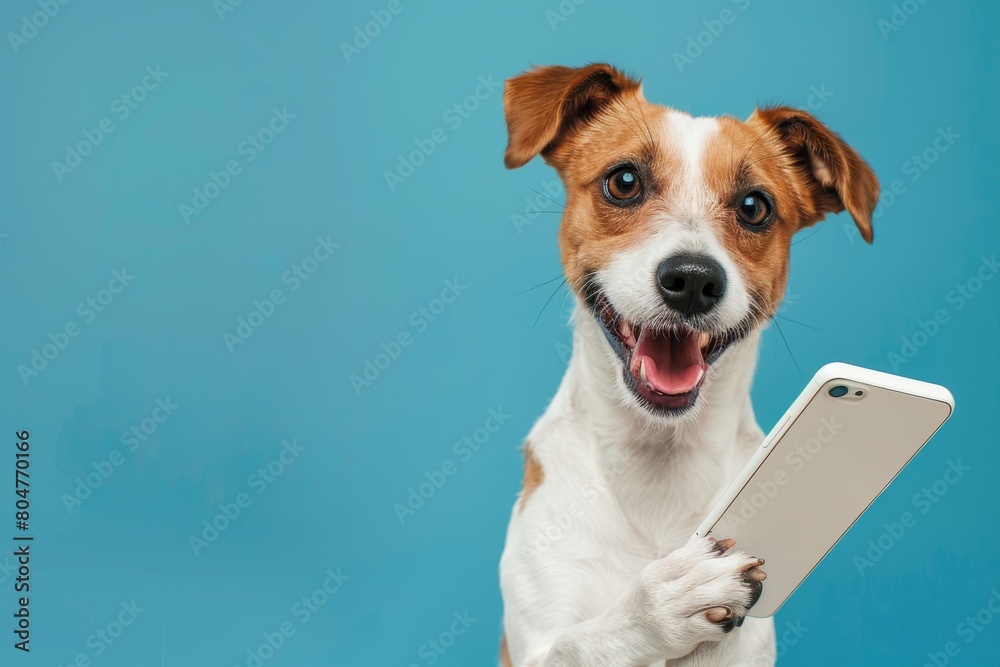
[656,253,727,316]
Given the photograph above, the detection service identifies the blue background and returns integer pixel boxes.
[1,0,998,665]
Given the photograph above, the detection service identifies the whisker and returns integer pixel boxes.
[612,96,659,158]
[559,284,579,314]
[636,99,658,152]
[527,188,565,210]
[575,272,597,294]
[616,100,649,150]
[533,279,568,328]
[518,274,566,296]
[728,117,737,172]
[737,129,769,175]
[774,314,820,331]
[792,227,822,245]
[771,318,802,376]
[744,152,785,169]
[771,320,779,362]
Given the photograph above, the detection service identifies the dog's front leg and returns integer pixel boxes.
[666,615,776,667]
[536,538,767,667]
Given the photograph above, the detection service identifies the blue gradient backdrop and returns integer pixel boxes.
[1,0,998,665]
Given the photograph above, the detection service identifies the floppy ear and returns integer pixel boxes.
[750,107,880,243]
[503,63,642,169]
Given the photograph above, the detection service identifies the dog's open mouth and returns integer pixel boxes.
[592,294,744,413]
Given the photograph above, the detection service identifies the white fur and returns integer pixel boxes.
[596,115,750,335]
[500,112,778,666]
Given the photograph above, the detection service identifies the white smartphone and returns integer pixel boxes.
[694,362,954,617]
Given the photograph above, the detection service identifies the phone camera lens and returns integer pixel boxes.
[829,385,849,397]
[855,390,864,396]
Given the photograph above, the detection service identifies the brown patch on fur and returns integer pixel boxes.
[499,634,512,667]
[700,111,879,317]
[504,64,683,296]
[553,102,683,297]
[519,441,544,511]
[748,107,879,243]
[698,116,800,318]
[503,64,879,315]
[503,64,642,169]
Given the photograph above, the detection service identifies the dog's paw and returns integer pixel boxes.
[696,554,766,631]
[633,537,766,658]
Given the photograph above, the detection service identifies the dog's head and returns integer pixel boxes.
[504,64,878,418]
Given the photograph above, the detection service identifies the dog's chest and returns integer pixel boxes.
[602,442,739,558]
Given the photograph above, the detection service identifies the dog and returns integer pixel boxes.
[498,64,878,666]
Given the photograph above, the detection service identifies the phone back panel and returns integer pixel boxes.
[704,370,952,617]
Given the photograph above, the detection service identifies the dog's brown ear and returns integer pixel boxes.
[750,107,879,243]
[503,63,642,169]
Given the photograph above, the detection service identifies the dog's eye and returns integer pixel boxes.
[736,191,773,229]
[604,166,643,204]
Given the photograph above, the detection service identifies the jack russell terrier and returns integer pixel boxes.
[498,64,878,667]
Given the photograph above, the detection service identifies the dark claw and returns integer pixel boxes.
[736,614,746,628]
[705,606,738,633]
[719,612,737,633]
[740,558,766,610]
[708,537,736,555]
[746,579,764,609]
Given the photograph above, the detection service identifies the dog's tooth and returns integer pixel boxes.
[639,357,648,386]
[620,320,637,347]
[699,332,711,348]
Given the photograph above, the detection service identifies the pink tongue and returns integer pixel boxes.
[630,329,706,395]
